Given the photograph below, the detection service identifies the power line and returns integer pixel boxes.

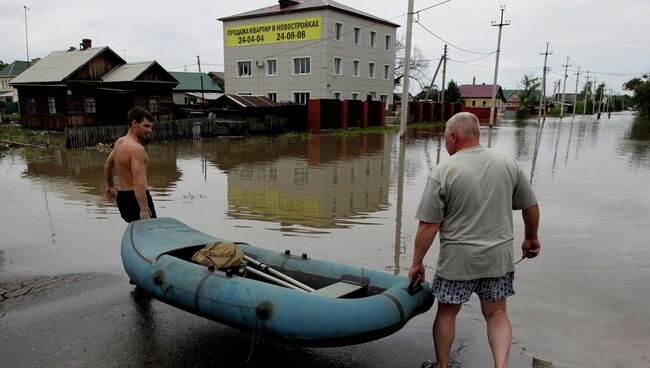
[414,19,494,55]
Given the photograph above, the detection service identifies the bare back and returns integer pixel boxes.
[112,135,148,191]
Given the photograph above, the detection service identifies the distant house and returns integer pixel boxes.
[0,60,30,103]
[503,89,520,111]
[169,71,223,105]
[10,39,177,130]
[459,83,506,108]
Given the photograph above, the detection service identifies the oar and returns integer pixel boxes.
[243,255,315,292]
[242,264,307,292]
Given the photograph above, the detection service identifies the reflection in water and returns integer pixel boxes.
[391,139,406,275]
[41,184,56,245]
[225,135,391,231]
[621,114,650,168]
[129,288,163,367]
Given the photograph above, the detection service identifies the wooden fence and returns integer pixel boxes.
[64,117,251,149]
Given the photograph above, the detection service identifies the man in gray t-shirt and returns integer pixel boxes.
[410,112,540,368]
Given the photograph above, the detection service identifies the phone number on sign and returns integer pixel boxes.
[237,35,265,45]
[276,30,307,41]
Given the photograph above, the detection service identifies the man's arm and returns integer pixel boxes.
[104,149,117,202]
[130,147,150,219]
[521,204,540,259]
[409,221,441,283]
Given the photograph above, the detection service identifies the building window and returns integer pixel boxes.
[385,35,391,50]
[472,100,476,107]
[149,98,160,113]
[333,92,342,100]
[370,31,376,47]
[237,61,252,77]
[28,97,36,114]
[334,22,343,40]
[368,62,375,79]
[352,60,360,77]
[85,97,97,113]
[266,92,277,102]
[293,92,310,105]
[354,27,360,44]
[482,100,487,107]
[293,57,311,75]
[266,59,277,76]
[380,94,388,107]
[334,57,342,75]
[47,96,56,115]
[383,64,390,80]
[351,92,359,100]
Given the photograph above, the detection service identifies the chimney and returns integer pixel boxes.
[472,76,475,85]
[278,0,298,8]
[80,39,92,50]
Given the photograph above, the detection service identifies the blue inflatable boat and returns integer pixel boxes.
[121,217,434,347]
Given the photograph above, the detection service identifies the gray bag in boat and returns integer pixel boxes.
[191,241,244,270]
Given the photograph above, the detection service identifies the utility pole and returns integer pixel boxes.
[560,57,570,118]
[440,45,448,121]
[582,72,590,115]
[197,55,205,103]
[24,5,31,67]
[489,6,509,127]
[537,42,552,122]
[591,76,597,114]
[572,66,580,117]
[598,83,605,114]
[399,0,414,138]
[425,54,444,101]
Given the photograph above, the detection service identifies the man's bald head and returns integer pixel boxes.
[446,112,480,139]
[444,112,481,155]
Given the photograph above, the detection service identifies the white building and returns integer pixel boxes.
[219,0,398,106]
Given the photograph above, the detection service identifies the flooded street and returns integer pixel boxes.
[1,112,649,367]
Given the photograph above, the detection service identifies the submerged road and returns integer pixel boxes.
[0,272,533,368]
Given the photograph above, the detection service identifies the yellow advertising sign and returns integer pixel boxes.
[225,17,322,47]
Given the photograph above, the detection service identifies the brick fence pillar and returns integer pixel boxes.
[308,99,321,133]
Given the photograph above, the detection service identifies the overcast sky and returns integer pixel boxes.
[2,0,648,94]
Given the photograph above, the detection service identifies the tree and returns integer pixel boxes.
[444,80,461,103]
[624,75,650,115]
[394,35,430,90]
[516,74,541,119]
[0,60,8,71]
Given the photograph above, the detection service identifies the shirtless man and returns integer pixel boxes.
[104,107,157,222]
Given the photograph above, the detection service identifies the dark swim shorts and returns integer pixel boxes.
[116,190,157,223]
[431,272,515,304]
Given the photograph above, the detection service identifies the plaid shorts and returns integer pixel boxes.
[432,272,515,304]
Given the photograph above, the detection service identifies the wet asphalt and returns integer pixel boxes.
[0,272,533,368]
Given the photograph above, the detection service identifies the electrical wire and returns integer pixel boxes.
[414,19,494,55]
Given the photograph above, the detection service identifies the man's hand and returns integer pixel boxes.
[105,187,117,202]
[139,209,151,220]
[522,238,541,259]
[409,263,426,284]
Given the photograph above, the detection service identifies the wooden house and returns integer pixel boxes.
[10,39,177,130]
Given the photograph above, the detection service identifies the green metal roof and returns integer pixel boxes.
[0,60,30,77]
[168,72,223,92]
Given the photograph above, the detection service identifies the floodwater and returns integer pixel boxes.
[1,112,649,367]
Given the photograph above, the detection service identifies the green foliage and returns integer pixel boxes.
[518,74,541,108]
[445,80,461,103]
[0,126,64,147]
[0,60,8,70]
[624,75,650,115]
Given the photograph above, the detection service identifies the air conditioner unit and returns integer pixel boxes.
[255,60,264,67]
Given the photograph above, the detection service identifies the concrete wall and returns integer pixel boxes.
[222,8,396,105]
